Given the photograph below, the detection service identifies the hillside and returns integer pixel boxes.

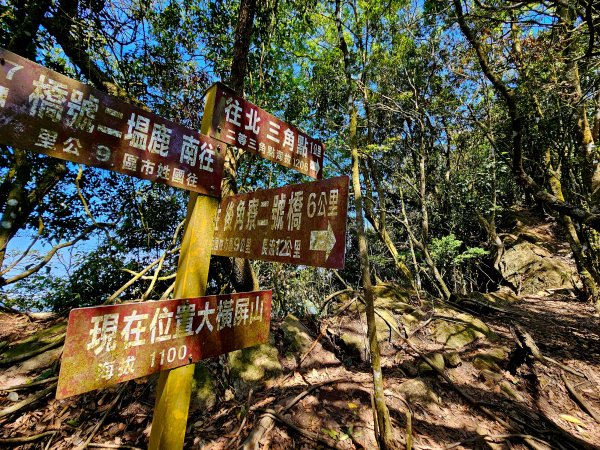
[1,211,599,449]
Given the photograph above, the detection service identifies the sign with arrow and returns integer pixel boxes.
[211,176,348,269]
[203,82,324,179]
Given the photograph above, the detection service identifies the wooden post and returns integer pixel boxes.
[148,86,220,450]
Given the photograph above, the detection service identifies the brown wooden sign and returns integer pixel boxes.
[212,176,348,269]
[57,290,272,399]
[204,82,324,179]
[0,48,224,196]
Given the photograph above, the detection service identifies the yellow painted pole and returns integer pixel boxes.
[148,85,220,450]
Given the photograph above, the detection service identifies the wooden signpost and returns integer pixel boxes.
[57,291,272,399]
[212,176,349,269]
[0,48,224,196]
[203,82,324,179]
[0,50,348,450]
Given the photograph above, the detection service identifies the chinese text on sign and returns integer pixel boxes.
[204,82,324,179]
[212,176,348,269]
[0,48,224,196]
[57,291,272,399]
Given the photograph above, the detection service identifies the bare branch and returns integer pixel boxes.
[0,218,44,277]
[3,223,113,286]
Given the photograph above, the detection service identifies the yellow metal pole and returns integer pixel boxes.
[148,85,219,450]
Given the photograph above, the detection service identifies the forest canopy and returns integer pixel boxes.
[1,0,598,314]
[1,1,600,449]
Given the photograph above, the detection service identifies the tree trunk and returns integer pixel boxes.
[453,0,600,231]
[476,213,504,270]
[558,6,600,199]
[416,123,451,300]
[350,106,395,450]
[398,182,450,300]
[363,160,413,284]
[544,149,600,312]
[220,0,259,293]
[335,1,394,447]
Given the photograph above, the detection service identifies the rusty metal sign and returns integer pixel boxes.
[0,48,224,196]
[212,176,348,269]
[56,290,272,399]
[204,82,324,179]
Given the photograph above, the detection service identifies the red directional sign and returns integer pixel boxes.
[57,291,272,399]
[0,48,224,196]
[211,176,348,269]
[204,82,324,179]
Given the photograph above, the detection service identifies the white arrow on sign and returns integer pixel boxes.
[310,158,321,176]
[310,222,336,260]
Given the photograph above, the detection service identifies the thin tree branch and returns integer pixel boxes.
[4,223,113,286]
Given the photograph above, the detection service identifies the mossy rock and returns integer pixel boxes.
[0,322,66,361]
[444,351,462,368]
[473,347,508,372]
[280,314,313,354]
[433,309,494,349]
[499,242,577,295]
[418,353,445,375]
[372,282,412,299]
[501,380,524,401]
[373,283,414,311]
[400,312,423,334]
[191,364,216,412]
[280,314,338,367]
[374,309,402,341]
[395,379,441,408]
[228,343,282,397]
[482,347,509,361]
[344,283,414,314]
[338,309,402,349]
[228,344,282,382]
[340,331,366,361]
[470,291,520,306]
[479,369,503,385]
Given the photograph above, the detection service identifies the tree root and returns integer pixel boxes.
[404,339,511,427]
[0,333,65,367]
[561,372,600,424]
[0,430,56,445]
[261,410,342,450]
[423,433,555,450]
[241,379,343,449]
[318,288,355,315]
[511,327,597,449]
[298,295,357,367]
[2,376,58,392]
[0,382,56,419]
[226,388,253,449]
[544,355,587,379]
[402,338,562,450]
[512,325,587,379]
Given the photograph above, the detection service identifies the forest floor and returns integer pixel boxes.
[1,212,600,450]
[1,291,599,450]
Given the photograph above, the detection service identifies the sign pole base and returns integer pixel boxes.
[149,365,196,449]
[148,193,218,450]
